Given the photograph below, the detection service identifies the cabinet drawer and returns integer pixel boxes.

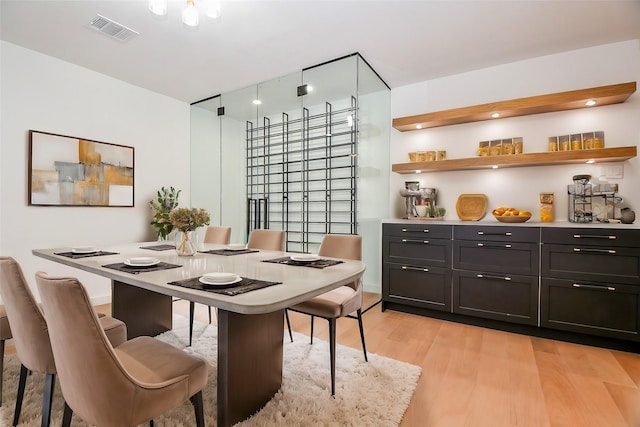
[452,270,538,325]
[541,244,640,284]
[541,278,640,341]
[383,236,451,268]
[383,263,451,312]
[453,241,539,275]
[383,223,452,239]
[454,225,539,243]
[541,227,640,247]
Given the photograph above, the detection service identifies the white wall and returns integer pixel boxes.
[0,41,191,304]
[390,40,640,223]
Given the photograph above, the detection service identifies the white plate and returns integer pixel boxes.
[226,244,247,251]
[72,246,97,254]
[202,272,237,282]
[125,257,160,267]
[290,254,319,262]
[199,276,242,286]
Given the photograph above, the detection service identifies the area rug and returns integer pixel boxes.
[1,315,421,426]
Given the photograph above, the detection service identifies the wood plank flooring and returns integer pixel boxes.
[7,293,640,426]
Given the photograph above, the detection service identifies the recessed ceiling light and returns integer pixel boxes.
[253,99,262,105]
[492,165,498,169]
[491,113,500,118]
[585,100,597,106]
[415,170,421,174]
[416,124,422,129]
[586,160,595,164]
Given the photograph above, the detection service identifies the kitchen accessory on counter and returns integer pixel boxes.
[567,174,620,223]
[399,182,439,219]
[620,208,636,224]
[455,194,488,221]
[540,192,554,222]
[494,214,531,223]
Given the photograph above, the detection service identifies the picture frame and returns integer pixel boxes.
[28,130,135,207]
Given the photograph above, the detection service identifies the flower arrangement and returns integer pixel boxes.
[149,187,181,240]
[169,208,211,232]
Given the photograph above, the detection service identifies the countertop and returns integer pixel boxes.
[382,218,640,229]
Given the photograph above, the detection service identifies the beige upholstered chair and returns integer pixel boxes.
[0,256,127,427]
[35,272,208,427]
[287,234,367,396]
[0,304,12,407]
[187,225,232,345]
[246,229,285,251]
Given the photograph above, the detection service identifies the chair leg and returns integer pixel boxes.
[0,339,5,407]
[357,308,368,362]
[310,315,315,344]
[208,306,212,324]
[62,402,73,427]
[328,318,336,396]
[149,420,154,427]
[41,373,55,427]
[190,391,205,427]
[189,301,195,347]
[284,309,293,342]
[13,364,28,426]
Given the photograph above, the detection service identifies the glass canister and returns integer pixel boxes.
[540,192,554,222]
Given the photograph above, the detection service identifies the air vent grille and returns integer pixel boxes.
[89,15,138,42]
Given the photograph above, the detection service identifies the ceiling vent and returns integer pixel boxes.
[89,15,139,42]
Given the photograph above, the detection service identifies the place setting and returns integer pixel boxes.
[262,253,344,269]
[54,246,119,259]
[102,256,181,274]
[168,270,281,296]
[198,243,259,256]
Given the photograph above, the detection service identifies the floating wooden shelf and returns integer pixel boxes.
[392,146,637,174]
[393,81,637,131]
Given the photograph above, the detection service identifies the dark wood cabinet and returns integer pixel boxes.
[453,240,539,276]
[540,227,640,341]
[383,263,451,312]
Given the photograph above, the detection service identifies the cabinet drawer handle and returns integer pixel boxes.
[477,231,512,236]
[572,283,616,291]
[573,234,617,240]
[476,274,511,281]
[477,243,512,248]
[401,228,429,234]
[402,239,429,244]
[573,248,616,254]
[402,266,429,272]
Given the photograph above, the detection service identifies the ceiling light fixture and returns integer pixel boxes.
[585,100,597,106]
[586,160,596,164]
[148,0,221,27]
[416,124,422,129]
[491,113,500,118]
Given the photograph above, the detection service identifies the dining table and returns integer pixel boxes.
[33,241,365,427]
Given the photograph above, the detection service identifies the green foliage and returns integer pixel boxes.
[149,186,181,240]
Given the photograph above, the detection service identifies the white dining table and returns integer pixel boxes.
[32,242,365,427]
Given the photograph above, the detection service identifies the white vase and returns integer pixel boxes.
[175,230,197,256]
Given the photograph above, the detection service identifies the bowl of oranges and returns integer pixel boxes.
[492,207,532,223]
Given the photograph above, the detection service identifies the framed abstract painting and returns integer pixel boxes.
[28,130,135,207]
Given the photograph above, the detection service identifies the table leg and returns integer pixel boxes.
[111,280,172,339]
[217,309,284,427]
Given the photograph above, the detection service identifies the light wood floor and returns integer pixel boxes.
[8,293,640,426]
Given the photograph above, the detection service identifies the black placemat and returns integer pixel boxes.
[262,256,344,269]
[140,244,176,251]
[198,249,259,256]
[168,276,280,296]
[55,251,119,259]
[102,262,181,274]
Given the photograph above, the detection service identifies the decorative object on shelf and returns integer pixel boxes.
[455,194,488,221]
[149,186,181,240]
[407,150,447,162]
[478,137,523,156]
[170,207,210,256]
[549,131,604,152]
[148,0,221,27]
[393,81,636,131]
[28,130,134,207]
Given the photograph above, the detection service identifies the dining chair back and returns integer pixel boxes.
[188,225,232,345]
[0,256,127,427]
[246,229,285,251]
[287,234,367,395]
[203,226,231,244]
[0,304,13,407]
[35,272,208,427]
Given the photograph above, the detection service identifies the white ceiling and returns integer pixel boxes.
[2,0,640,104]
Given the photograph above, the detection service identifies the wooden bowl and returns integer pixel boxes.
[493,214,532,223]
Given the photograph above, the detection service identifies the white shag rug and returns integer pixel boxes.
[1,315,421,426]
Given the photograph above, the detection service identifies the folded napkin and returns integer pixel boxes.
[55,251,118,259]
[102,262,181,274]
[140,244,176,251]
[198,249,259,256]
[261,256,344,269]
[169,276,280,296]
